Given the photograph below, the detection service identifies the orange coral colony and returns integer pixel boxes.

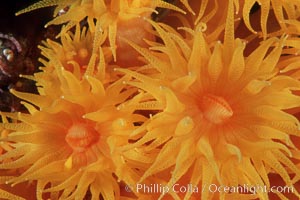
[0,0,300,199]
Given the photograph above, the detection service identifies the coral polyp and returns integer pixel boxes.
[117,14,300,199]
[0,55,142,199]
[38,25,97,74]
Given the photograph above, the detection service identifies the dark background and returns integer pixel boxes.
[0,0,57,112]
[0,0,53,39]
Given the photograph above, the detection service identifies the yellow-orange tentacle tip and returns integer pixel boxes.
[0,63,145,199]
[118,19,300,200]
[241,0,300,38]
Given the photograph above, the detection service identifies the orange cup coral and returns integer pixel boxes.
[116,4,300,200]
[0,50,142,199]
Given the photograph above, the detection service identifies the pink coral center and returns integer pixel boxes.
[201,94,233,124]
[65,123,99,153]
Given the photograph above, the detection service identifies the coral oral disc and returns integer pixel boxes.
[201,94,233,124]
[65,123,99,153]
[115,17,155,67]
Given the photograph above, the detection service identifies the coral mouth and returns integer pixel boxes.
[201,94,233,124]
[65,123,99,153]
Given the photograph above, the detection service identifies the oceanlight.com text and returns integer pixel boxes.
[204,183,294,195]
[124,183,295,195]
